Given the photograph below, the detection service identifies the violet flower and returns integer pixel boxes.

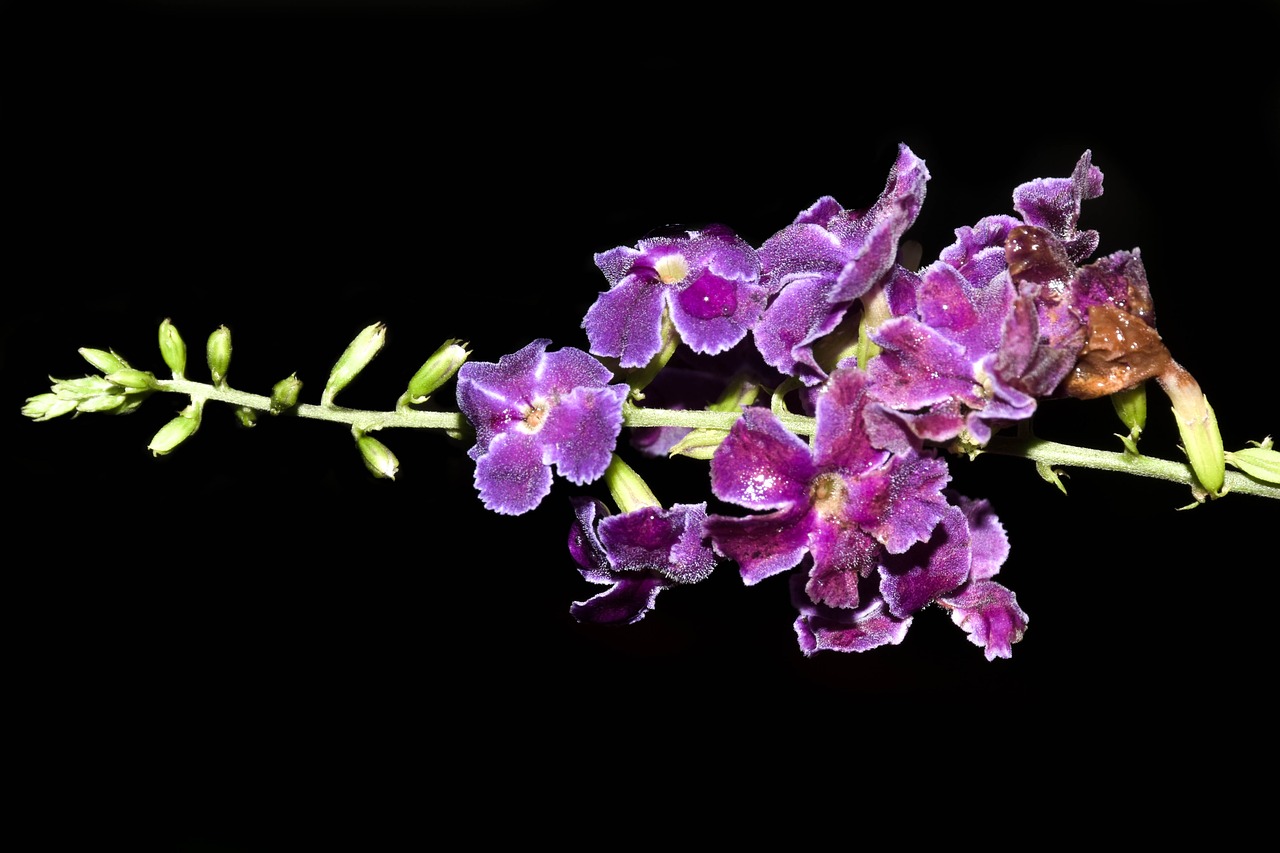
[862,223,1074,451]
[752,143,929,385]
[704,367,949,611]
[583,224,767,368]
[568,497,717,624]
[794,492,1027,659]
[861,151,1137,450]
[456,339,629,515]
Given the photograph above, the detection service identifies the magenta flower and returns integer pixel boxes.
[752,143,929,385]
[456,339,629,515]
[863,223,1074,450]
[583,224,767,368]
[861,150,1141,450]
[794,493,1028,659]
[568,497,718,624]
[704,368,950,610]
[704,366,1027,658]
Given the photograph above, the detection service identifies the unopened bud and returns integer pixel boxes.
[270,373,303,414]
[235,407,258,428]
[356,432,398,480]
[105,368,158,390]
[52,375,118,398]
[603,453,660,513]
[207,326,232,388]
[22,393,79,421]
[1110,383,1147,454]
[159,318,187,379]
[76,394,128,413]
[79,348,130,375]
[148,404,202,456]
[402,339,469,406]
[322,322,387,407]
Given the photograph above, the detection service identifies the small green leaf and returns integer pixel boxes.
[1226,447,1280,485]
[1035,460,1069,495]
[668,429,729,460]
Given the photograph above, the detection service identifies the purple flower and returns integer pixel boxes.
[794,492,1027,659]
[1011,148,1104,264]
[860,151,1130,450]
[568,497,718,624]
[456,339,629,515]
[583,224,767,369]
[863,227,1073,450]
[752,143,929,385]
[704,368,950,609]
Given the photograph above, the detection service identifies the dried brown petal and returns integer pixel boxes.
[1005,224,1074,287]
[1061,303,1172,399]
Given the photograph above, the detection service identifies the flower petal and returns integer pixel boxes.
[791,581,912,655]
[878,504,971,619]
[710,406,814,510]
[599,502,717,584]
[705,506,814,586]
[940,579,1028,660]
[570,576,668,625]
[473,430,553,516]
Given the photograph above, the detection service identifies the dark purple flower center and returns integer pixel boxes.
[678,270,739,320]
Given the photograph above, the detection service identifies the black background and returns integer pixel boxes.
[7,0,1278,847]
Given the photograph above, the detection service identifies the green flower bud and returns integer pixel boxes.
[402,339,470,406]
[76,394,128,413]
[356,432,398,480]
[603,453,660,513]
[270,373,303,414]
[234,407,258,428]
[1110,383,1146,454]
[158,318,187,379]
[323,322,387,407]
[148,404,201,456]
[22,393,79,421]
[79,347,130,374]
[207,325,232,388]
[114,395,151,416]
[104,368,159,390]
[52,375,119,399]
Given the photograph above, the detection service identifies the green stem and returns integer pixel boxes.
[154,378,1278,500]
[157,378,820,436]
[983,434,1280,500]
[157,378,465,432]
[622,402,817,436]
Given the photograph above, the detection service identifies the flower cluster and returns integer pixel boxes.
[453,143,1175,661]
[31,143,1277,662]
